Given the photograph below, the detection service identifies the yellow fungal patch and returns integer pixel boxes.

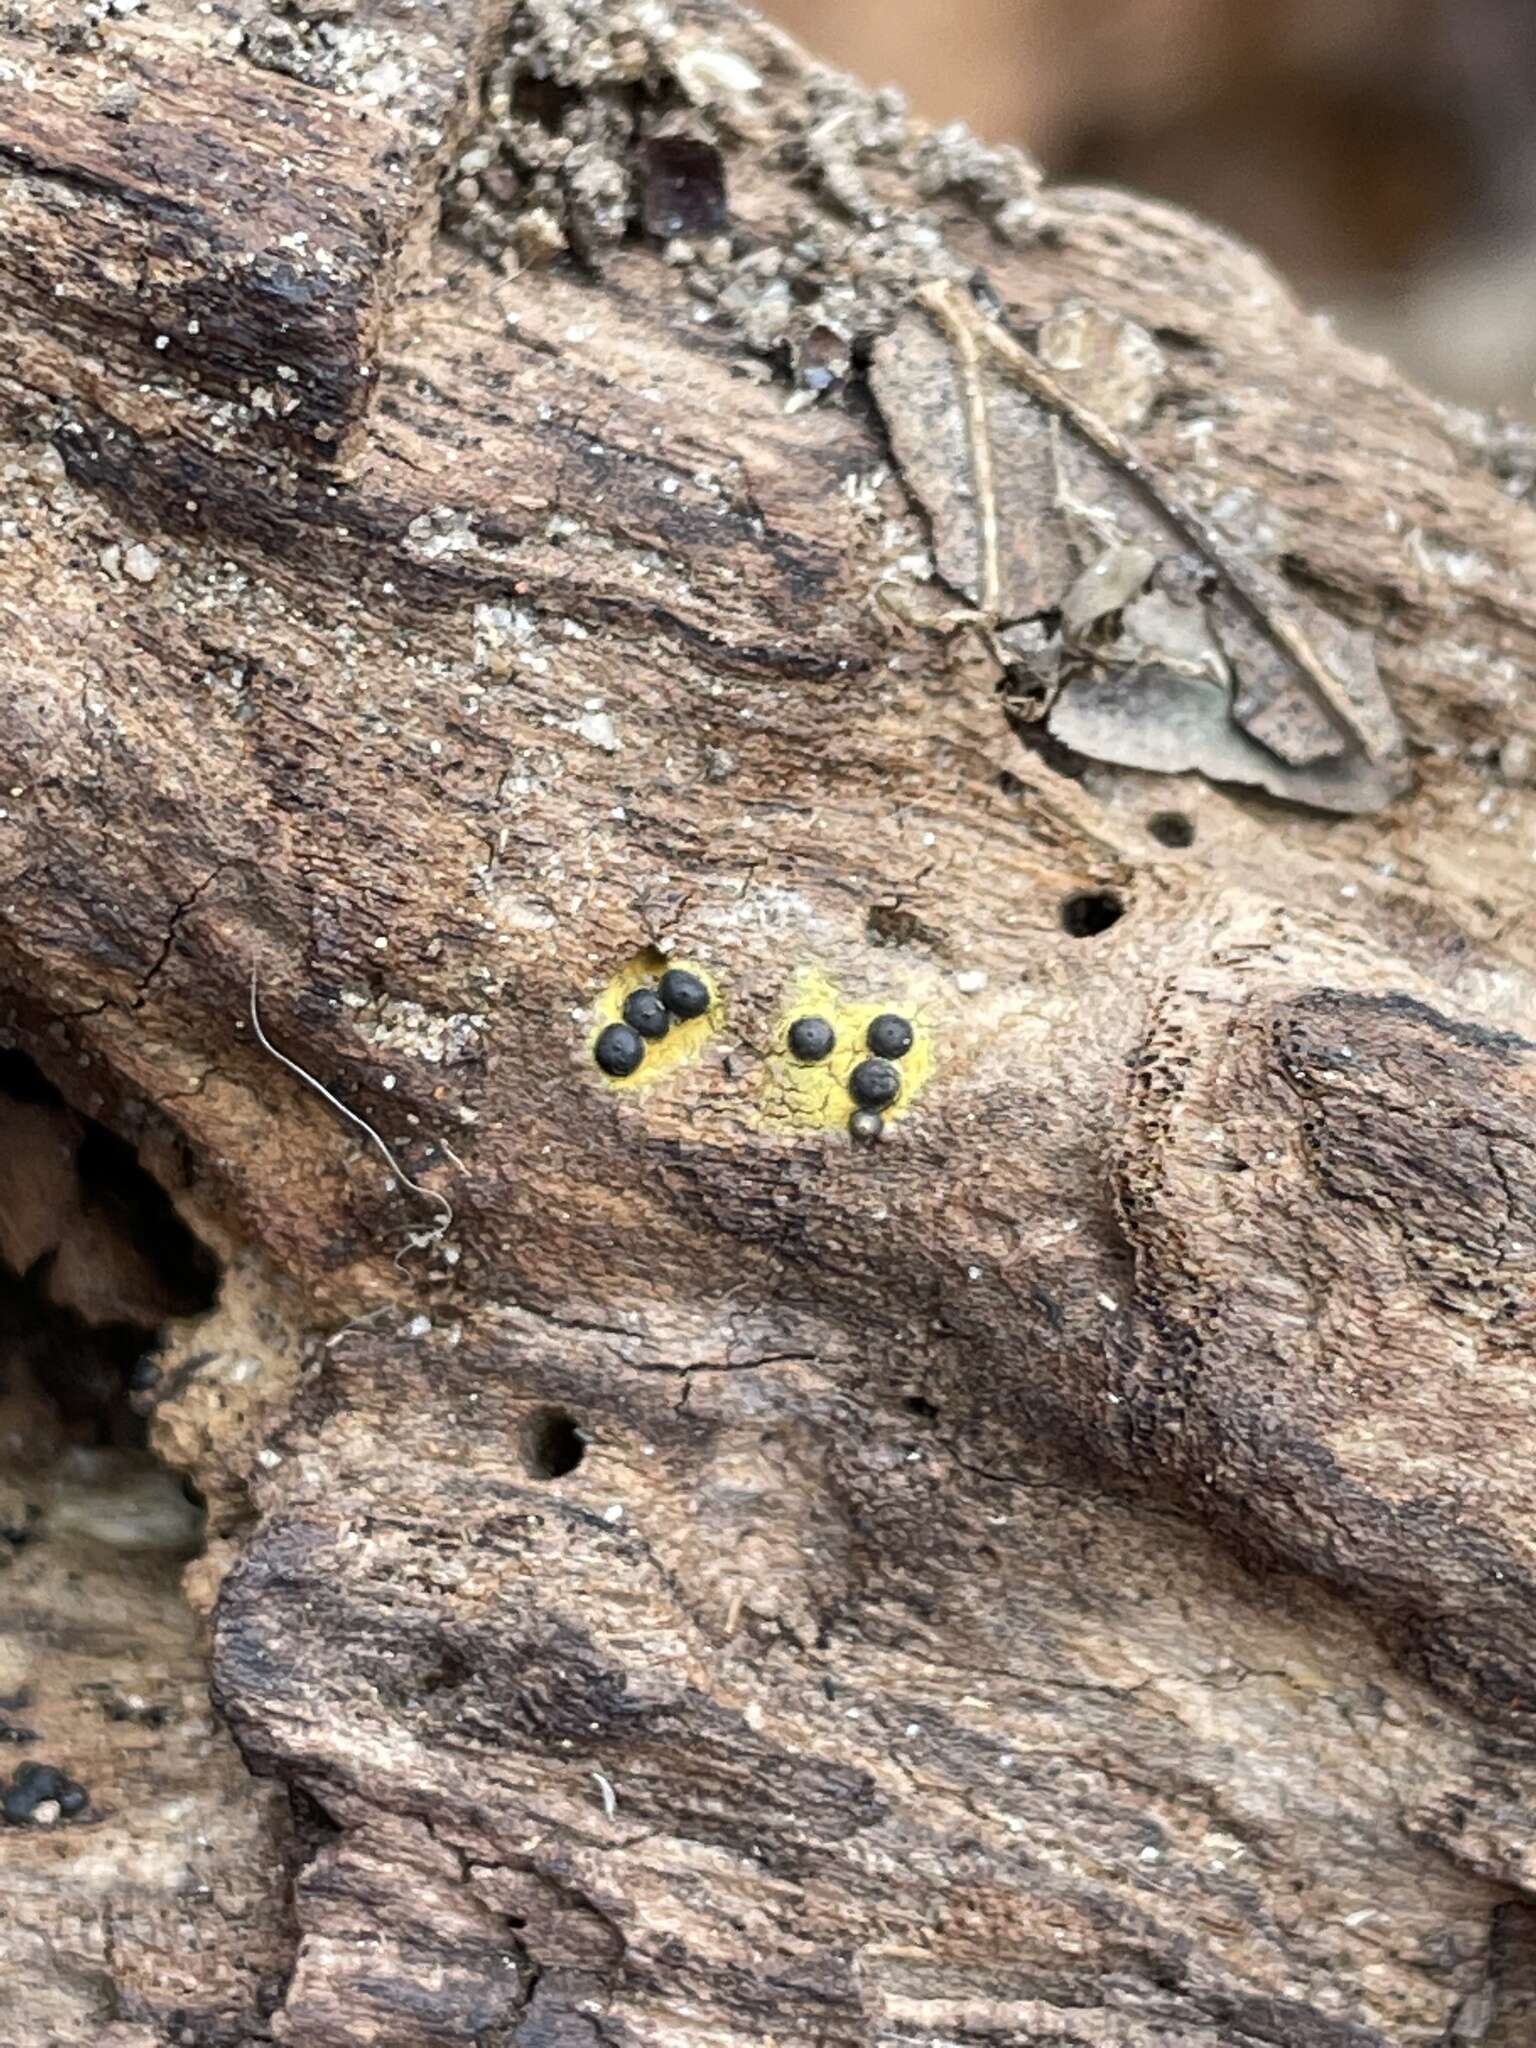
[589,949,720,1088]
[762,968,935,1131]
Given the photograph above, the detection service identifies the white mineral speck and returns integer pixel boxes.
[123,543,160,583]
[955,969,987,994]
[576,710,620,753]
[676,44,761,98]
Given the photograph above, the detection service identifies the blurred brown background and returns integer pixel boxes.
[767,0,1536,415]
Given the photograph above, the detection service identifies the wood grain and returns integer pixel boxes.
[1,0,1535,2041]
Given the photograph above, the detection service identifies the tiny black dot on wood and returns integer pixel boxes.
[849,1108,885,1143]
[622,988,671,1040]
[595,1022,645,1076]
[867,902,939,950]
[421,1645,473,1696]
[788,1015,835,1062]
[849,1058,901,1109]
[866,1013,913,1060]
[523,1408,585,1480]
[1060,890,1125,939]
[658,968,710,1019]
[1147,811,1195,848]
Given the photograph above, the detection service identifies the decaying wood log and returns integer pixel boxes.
[3,1,1536,2042]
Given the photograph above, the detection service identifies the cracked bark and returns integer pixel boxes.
[3,0,1536,2043]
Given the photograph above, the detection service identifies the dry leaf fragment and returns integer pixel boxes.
[1061,543,1158,640]
[869,282,1409,814]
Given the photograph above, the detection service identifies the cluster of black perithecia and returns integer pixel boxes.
[790,1010,915,1143]
[594,968,711,1078]
[2,1760,88,1827]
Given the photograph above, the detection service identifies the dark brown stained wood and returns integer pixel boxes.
[0,0,499,455]
[2,0,1536,2042]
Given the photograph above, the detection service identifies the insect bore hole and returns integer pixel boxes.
[1147,811,1195,848]
[522,1407,586,1480]
[1060,889,1126,939]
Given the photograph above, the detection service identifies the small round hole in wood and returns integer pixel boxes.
[1147,811,1195,848]
[522,1408,585,1480]
[1060,889,1125,938]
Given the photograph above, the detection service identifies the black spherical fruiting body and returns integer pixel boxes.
[658,967,710,1019]
[1,1762,83,1826]
[622,988,671,1040]
[866,1013,914,1060]
[849,1108,885,1144]
[594,1022,645,1078]
[787,1015,835,1063]
[849,1057,901,1109]
[13,1763,64,1798]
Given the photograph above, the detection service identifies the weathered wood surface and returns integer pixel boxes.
[3,0,1536,2042]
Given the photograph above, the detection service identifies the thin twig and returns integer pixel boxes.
[919,278,1003,623]
[248,968,454,1237]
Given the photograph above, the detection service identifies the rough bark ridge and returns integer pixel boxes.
[2,0,1536,2041]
